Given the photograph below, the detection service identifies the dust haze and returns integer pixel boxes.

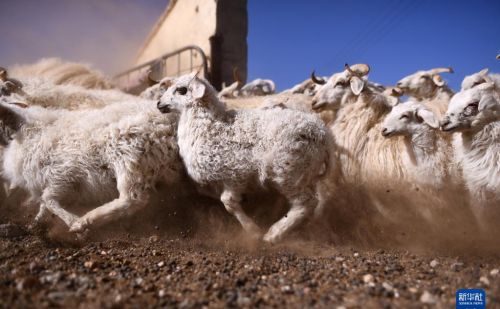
[0,0,167,75]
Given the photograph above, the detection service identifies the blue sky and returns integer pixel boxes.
[248,0,500,91]
[1,1,499,91]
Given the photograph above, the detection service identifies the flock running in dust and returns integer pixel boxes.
[0,56,499,247]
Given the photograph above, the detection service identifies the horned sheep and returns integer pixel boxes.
[395,67,454,117]
[440,82,500,205]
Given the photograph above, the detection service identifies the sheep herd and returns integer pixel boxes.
[0,57,499,249]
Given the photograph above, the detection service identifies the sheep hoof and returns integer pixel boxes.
[75,229,90,241]
[262,232,281,244]
[69,218,88,233]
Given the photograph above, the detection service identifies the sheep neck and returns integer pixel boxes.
[460,121,500,151]
[403,126,437,166]
[429,86,454,102]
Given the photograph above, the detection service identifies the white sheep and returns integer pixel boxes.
[9,58,114,90]
[0,98,182,234]
[157,73,331,243]
[218,68,276,99]
[381,102,448,186]
[283,71,327,96]
[395,67,454,117]
[310,63,457,245]
[440,82,500,205]
[380,101,479,241]
[461,68,500,91]
[1,76,136,110]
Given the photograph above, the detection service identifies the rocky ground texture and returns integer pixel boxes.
[1,222,499,308]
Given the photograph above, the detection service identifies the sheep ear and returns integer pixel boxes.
[191,81,206,99]
[478,68,489,76]
[159,78,172,90]
[350,76,364,95]
[477,84,498,112]
[478,96,497,112]
[477,81,494,91]
[432,74,445,87]
[416,108,439,128]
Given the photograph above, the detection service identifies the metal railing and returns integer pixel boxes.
[114,45,210,94]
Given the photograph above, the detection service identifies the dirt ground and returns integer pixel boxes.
[1,222,499,309]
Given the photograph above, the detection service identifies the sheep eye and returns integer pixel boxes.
[463,102,479,116]
[335,80,346,87]
[420,76,430,80]
[399,114,409,120]
[176,87,188,95]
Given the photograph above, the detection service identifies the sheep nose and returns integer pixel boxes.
[157,101,172,113]
[381,128,389,136]
[439,118,450,129]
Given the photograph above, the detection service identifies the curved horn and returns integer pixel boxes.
[310,70,326,85]
[344,63,370,77]
[147,70,161,85]
[344,63,356,76]
[9,102,28,109]
[428,67,454,75]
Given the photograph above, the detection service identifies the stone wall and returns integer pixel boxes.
[134,0,247,90]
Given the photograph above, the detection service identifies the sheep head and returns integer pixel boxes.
[461,68,492,91]
[440,82,500,133]
[158,72,221,114]
[395,67,453,100]
[311,63,370,111]
[140,75,174,101]
[381,101,439,138]
[0,67,23,96]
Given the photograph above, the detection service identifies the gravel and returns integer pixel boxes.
[1,230,499,308]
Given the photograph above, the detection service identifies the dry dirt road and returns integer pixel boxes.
[1,222,499,309]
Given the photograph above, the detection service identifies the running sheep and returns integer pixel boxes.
[0,97,183,234]
[157,72,331,243]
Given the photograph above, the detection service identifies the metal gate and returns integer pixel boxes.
[114,45,210,94]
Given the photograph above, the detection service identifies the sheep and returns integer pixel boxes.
[9,58,114,90]
[157,72,331,243]
[0,65,137,111]
[381,102,449,186]
[440,82,500,209]
[218,68,275,99]
[461,68,500,91]
[379,101,479,243]
[395,67,454,117]
[139,73,175,101]
[0,97,183,234]
[310,63,460,246]
[219,78,276,98]
[282,71,327,96]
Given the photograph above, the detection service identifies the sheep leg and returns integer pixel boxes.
[263,190,316,243]
[220,189,262,239]
[69,176,148,233]
[41,194,79,228]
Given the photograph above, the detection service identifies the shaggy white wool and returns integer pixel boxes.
[158,73,331,243]
[1,98,182,233]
